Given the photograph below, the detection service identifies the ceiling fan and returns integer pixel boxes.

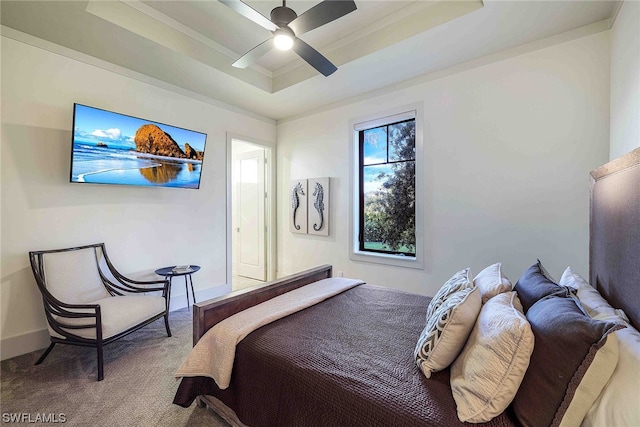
[219,0,357,76]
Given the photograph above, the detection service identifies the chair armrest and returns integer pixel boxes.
[115,277,169,291]
[102,273,170,295]
[41,291,101,317]
[96,247,170,295]
[42,298,103,341]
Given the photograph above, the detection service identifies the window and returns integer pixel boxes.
[360,119,416,256]
[350,105,423,269]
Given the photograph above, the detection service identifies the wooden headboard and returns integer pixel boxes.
[590,147,640,330]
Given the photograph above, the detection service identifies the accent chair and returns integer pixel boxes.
[29,243,171,380]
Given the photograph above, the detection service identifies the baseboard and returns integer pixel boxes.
[1,285,228,361]
[169,286,226,311]
[1,328,50,361]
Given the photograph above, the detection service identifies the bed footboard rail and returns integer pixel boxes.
[193,265,332,345]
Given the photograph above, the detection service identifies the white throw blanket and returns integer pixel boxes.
[175,277,364,389]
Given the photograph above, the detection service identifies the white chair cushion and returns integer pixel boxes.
[51,295,166,340]
[43,248,110,304]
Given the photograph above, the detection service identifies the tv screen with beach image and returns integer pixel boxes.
[70,104,207,189]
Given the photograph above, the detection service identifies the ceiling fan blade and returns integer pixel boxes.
[232,39,273,69]
[292,38,337,77]
[219,0,278,32]
[288,0,357,36]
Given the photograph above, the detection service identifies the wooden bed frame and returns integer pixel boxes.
[189,147,640,425]
[192,264,333,346]
[192,264,333,425]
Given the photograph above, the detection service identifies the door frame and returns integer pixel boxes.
[226,133,276,286]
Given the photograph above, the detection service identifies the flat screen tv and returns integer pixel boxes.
[70,103,207,189]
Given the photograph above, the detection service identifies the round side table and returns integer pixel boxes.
[155,265,201,309]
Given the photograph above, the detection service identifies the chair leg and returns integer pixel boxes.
[164,312,172,337]
[97,343,104,381]
[34,343,56,365]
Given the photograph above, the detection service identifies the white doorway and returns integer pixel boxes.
[228,135,275,291]
[235,148,265,281]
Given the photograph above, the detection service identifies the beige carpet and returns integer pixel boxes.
[1,308,230,426]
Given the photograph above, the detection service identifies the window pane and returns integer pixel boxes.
[389,120,415,162]
[363,126,387,165]
[363,164,391,194]
[362,161,416,255]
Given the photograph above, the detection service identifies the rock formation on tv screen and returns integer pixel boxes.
[134,124,203,160]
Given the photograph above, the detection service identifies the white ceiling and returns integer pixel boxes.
[0,0,619,121]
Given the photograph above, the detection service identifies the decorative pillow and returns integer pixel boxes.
[537,258,556,282]
[582,319,640,427]
[512,296,624,427]
[513,260,570,313]
[553,274,640,427]
[473,262,513,304]
[559,266,629,321]
[450,292,534,423]
[424,268,473,320]
[415,283,481,379]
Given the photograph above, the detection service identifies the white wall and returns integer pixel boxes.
[277,32,610,297]
[0,37,276,359]
[610,0,640,160]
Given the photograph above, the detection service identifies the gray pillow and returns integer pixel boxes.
[512,295,624,427]
[513,261,570,312]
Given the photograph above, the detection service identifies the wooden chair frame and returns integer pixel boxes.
[29,243,172,380]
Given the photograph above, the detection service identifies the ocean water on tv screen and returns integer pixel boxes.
[71,137,203,188]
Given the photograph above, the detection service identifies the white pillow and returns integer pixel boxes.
[558,268,640,427]
[473,262,513,304]
[450,292,534,423]
[582,323,640,427]
[415,272,481,379]
[559,267,629,322]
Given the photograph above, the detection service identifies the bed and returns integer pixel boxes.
[174,147,640,427]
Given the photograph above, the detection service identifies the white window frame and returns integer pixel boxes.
[349,103,424,269]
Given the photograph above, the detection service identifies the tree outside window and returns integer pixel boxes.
[359,119,416,256]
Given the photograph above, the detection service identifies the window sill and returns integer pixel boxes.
[349,250,423,270]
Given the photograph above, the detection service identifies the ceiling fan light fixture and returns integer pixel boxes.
[273,31,294,51]
[220,0,357,76]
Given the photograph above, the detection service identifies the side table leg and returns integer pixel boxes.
[184,275,190,309]
[189,273,196,304]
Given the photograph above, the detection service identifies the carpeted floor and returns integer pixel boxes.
[1,308,230,426]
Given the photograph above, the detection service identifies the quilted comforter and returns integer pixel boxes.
[174,284,518,427]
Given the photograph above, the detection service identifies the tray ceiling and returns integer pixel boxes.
[0,1,619,120]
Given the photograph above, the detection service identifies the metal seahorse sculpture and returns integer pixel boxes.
[291,182,305,230]
[312,182,324,231]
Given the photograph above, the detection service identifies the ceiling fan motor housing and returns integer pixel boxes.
[270,6,298,28]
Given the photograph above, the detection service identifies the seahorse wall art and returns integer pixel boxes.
[290,179,307,234]
[308,177,329,236]
[312,182,324,231]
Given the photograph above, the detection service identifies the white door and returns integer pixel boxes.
[236,149,266,281]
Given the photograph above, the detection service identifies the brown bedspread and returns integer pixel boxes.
[174,284,518,427]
